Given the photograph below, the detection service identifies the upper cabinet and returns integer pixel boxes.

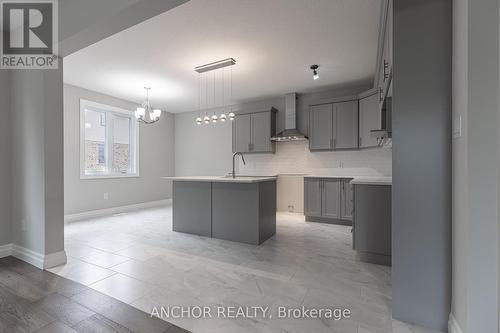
[309,100,359,151]
[232,108,277,153]
[309,104,333,150]
[334,101,359,149]
[359,93,380,148]
[377,0,393,111]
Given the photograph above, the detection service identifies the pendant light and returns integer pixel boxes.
[194,58,236,125]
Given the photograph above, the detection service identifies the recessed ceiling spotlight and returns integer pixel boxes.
[310,65,319,80]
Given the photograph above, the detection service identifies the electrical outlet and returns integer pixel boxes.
[21,219,27,231]
[103,193,109,200]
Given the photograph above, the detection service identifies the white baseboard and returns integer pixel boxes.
[64,199,172,223]
[2,244,67,269]
[449,313,464,333]
[0,244,12,258]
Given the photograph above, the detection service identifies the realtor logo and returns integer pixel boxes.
[1,0,58,69]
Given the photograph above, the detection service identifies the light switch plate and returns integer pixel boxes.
[453,116,462,138]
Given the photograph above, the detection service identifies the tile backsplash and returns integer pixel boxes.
[238,141,392,176]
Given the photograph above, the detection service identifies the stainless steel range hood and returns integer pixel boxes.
[271,93,308,142]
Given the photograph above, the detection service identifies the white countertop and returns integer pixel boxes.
[350,177,392,185]
[162,176,277,183]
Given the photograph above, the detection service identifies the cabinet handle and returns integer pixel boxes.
[379,87,384,102]
[359,137,362,147]
[383,59,389,82]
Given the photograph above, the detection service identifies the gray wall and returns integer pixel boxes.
[10,65,65,256]
[174,85,371,176]
[392,0,452,331]
[0,71,11,246]
[64,84,175,215]
[452,1,500,331]
[451,0,469,329]
[465,0,499,331]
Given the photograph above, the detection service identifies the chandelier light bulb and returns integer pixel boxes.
[196,117,202,125]
[204,115,210,124]
[135,107,146,119]
[220,113,227,122]
[212,114,218,123]
[228,112,235,120]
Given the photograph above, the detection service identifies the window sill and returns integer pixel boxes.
[80,173,140,180]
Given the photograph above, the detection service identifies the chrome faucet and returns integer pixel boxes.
[232,152,246,178]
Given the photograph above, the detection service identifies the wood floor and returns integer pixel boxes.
[0,256,189,333]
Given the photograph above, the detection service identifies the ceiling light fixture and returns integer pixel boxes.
[310,64,319,80]
[135,87,162,124]
[195,58,236,125]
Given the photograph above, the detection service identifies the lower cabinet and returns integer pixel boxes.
[304,178,353,225]
[353,184,392,266]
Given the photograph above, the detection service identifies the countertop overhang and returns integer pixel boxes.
[350,177,392,185]
[162,176,277,183]
[304,174,392,185]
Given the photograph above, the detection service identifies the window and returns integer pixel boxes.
[80,99,139,179]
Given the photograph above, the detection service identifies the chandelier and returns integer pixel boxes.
[134,87,162,124]
[194,58,236,125]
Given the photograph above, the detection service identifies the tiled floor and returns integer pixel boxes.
[0,256,188,333]
[52,205,443,333]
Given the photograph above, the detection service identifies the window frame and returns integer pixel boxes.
[79,99,140,180]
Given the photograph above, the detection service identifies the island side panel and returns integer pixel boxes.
[353,184,392,266]
[212,182,260,245]
[172,181,212,237]
[259,180,277,244]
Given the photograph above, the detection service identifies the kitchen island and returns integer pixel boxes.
[163,176,277,245]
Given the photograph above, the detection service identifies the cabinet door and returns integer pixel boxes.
[321,179,341,219]
[304,179,322,217]
[334,101,359,149]
[233,113,251,153]
[309,104,333,150]
[251,112,271,152]
[341,179,354,220]
[359,94,380,148]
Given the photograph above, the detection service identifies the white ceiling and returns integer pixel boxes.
[63,0,381,113]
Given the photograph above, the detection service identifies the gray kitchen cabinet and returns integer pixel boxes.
[353,184,392,266]
[359,93,380,148]
[309,101,358,151]
[251,111,272,152]
[321,179,341,219]
[233,109,276,153]
[309,104,333,150]
[334,100,359,149]
[212,181,276,245]
[233,113,251,153]
[340,179,354,220]
[377,0,392,111]
[304,177,353,225]
[172,181,212,237]
[304,178,322,217]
